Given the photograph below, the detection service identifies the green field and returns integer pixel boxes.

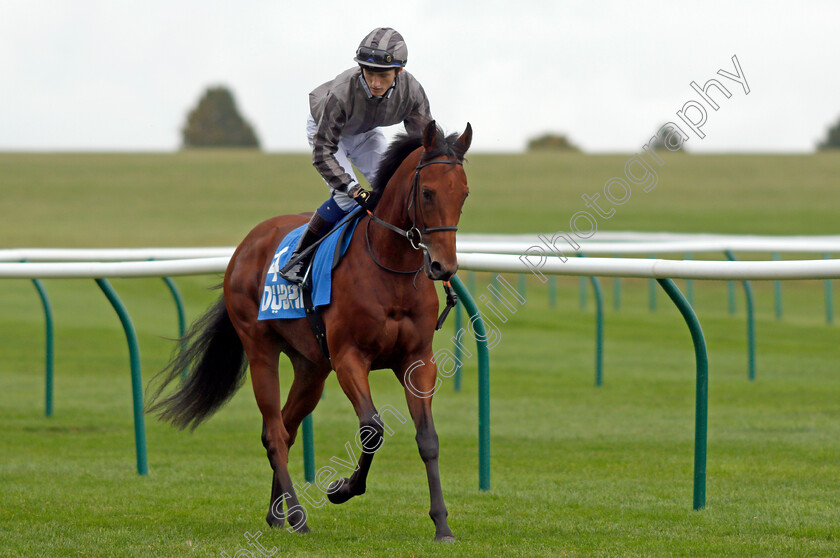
[1,151,839,557]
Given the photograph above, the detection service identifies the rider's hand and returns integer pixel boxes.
[349,184,374,210]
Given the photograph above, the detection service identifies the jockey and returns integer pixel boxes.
[278,27,432,284]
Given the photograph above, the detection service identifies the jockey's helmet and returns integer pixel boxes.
[354,27,408,70]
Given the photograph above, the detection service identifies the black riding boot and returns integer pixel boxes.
[278,212,334,284]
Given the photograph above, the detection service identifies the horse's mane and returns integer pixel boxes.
[370,125,466,195]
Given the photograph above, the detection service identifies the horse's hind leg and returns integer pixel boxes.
[281,353,330,450]
[242,329,310,533]
[395,356,455,542]
[261,353,331,513]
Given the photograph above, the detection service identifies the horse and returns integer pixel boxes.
[147,120,472,542]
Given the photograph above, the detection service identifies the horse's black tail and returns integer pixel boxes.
[146,295,248,431]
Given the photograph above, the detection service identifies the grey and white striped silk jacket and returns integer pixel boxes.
[308,67,432,192]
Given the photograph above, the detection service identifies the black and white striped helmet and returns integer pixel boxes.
[354,27,408,70]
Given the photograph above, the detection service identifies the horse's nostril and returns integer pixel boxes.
[430,261,443,276]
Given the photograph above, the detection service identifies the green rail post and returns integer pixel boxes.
[160,276,188,380]
[648,254,657,312]
[656,278,708,510]
[727,280,736,315]
[578,276,587,309]
[649,279,658,312]
[31,278,55,417]
[724,251,756,381]
[450,274,490,491]
[613,275,621,311]
[548,275,557,308]
[613,254,622,311]
[95,278,148,476]
[773,253,783,320]
[161,277,186,338]
[825,253,833,325]
[589,276,605,387]
[302,413,315,483]
[578,254,604,385]
[726,250,737,314]
[148,261,188,341]
[453,300,463,392]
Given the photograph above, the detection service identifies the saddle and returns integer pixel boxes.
[257,206,458,363]
[257,210,365,360]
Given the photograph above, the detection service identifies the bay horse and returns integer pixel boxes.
[147,120,472,541]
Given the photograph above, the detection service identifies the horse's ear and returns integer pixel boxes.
[455,122,473,156]
[422,119,439,150]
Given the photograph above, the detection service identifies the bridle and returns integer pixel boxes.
[365,157,463,274]
[364,156,464,329]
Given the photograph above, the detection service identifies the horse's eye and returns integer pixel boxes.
[422,188,434,201]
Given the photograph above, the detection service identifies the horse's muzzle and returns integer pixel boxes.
[425,253,458,281]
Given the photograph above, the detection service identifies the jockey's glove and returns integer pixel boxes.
[349,184,374,210]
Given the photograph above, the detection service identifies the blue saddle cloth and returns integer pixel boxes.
[258,210,362,320]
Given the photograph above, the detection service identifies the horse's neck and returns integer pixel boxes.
[375,155,417,232]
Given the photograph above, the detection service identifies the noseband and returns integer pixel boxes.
[365,158,463,271]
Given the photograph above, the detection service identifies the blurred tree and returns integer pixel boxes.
[181,86,260,148]
[818,116,840,150]
[526,133,581,152]
[650,123,687,153]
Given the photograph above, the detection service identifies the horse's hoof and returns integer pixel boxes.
[290,523,310,534]
[266,512,285,529]
[435,534,456,543]
[327,478,362,504]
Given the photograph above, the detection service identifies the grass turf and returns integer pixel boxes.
[1,151,838,557]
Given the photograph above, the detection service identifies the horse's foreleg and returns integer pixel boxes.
[397,358,455,542]
[329,351,383,504]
